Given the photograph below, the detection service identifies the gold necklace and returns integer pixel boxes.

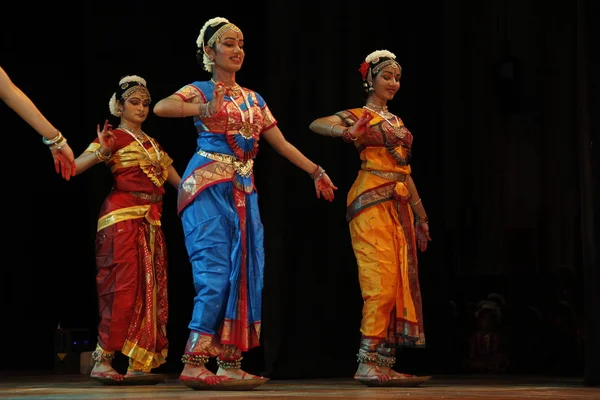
[211,78,241,97]
[365,102,389,113]
[118,124,145,141]
[119,126,161,163]
[212,79,255,139]
[363,105,405,139]
[119,126,165,185]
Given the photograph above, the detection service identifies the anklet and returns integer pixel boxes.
[181,353,210,366]
[216,356,243,369]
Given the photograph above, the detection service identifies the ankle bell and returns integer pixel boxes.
[91,346,115,363]
[216,356,243,369]
[181,353,210,366]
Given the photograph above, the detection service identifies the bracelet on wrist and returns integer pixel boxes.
[342,128,357,142]
[310,165,325,180]
[409,198,422,207]
[94,148,111,162]
[43,130,64,146]
[415,215,429,224]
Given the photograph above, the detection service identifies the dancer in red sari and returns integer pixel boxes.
[73,75,181,383]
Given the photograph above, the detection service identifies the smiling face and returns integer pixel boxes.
[205,28,245,74]
[370,63,402,103]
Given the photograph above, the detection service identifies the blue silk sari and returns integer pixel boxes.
[176,81,276,351]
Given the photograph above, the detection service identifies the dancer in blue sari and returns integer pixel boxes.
[153,16,337,387]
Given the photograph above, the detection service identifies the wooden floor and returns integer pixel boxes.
[0,373,598,399]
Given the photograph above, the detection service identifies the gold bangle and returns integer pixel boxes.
[43,130,63,146]
[94,148,111,162]
[329,124,340,137]
[49,136,67,151]
[409,198,422,206]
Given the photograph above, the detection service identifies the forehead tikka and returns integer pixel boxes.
[122,86,151,103]
[372,60,401,76]
[207,23,242,47]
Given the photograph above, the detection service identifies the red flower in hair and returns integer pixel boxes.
[358,61,370,79]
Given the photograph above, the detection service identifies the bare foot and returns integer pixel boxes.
[216,367,262,380]
[354,362,390,382]
[179,364,227,385]
[377,366,415,378]
[90,361,124,382]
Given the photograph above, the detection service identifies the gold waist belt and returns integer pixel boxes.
[364,169,407,182]
[129,191,163,203]
[197,149,254,178]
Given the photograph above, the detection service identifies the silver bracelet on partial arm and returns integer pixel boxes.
[43,130,68,151]
[309,165,325,181]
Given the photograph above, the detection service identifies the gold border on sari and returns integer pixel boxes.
[97,205,153,232]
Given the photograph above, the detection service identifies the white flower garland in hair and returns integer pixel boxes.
[119,75,147,86]
[197,16,230,73]
[109,93,120,117]
[108,75,148,116]
[365,49,396,65]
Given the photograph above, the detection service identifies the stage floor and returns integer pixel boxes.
[0,373,598,399]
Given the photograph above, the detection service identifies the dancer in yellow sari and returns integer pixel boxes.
[309,49,431,386]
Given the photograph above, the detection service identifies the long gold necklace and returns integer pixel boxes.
[119,126,161,164]
[211,79,255,139]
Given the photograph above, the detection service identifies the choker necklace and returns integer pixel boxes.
[119,124,145,140]
[211,78,241,97]
[364,102,389,113]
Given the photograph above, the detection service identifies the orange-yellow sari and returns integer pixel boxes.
[337,108,425,349]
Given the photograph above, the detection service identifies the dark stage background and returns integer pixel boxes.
[1,0,598,385]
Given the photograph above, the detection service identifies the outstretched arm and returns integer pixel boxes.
[309,112,373,140]
[262,125,337,201]
[154,94,196,118]
[153,83,225,119]
[0,65,76,180]
[309,115,345,137]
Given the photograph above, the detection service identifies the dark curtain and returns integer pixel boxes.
[1,0,597,384]
[577,0,599,387]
